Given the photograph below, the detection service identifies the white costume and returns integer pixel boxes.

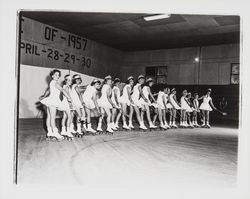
[141,86,158,108]
[157,91,167,110]
[169,93,181,110]
[193,99,200,112]
[58,84,72,111]
[165,94,172,109]
[111,86,121,108]
[131,83,144,108]
[97,84,112,109]
[200,95,212,111]
[119,84,132,106]
[71,84,83,109]
[82,84,97,109]
[40,80,62,108]
[180,96,193,112]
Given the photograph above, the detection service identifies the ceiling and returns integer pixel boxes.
[21,11,240,51]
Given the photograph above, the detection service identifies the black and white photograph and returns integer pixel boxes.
[16,11,240,186]
[1,1,250,199]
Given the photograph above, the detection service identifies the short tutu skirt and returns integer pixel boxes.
[97,98,113,109]
[170,101,181,110]
[58,98,71,111]
[111,98,121,109]
[40,96,61,108]
[119,96,131,106]
[181,103,193,112]
[151,102,159,109]
[199,103,212,111]
[166,103,173,109]
[83,98,96,109]
[131,97,143,108]
[72,96,83,109]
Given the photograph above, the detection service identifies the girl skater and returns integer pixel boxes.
[97,75,116,133]
[40,69,72,140]
[192,93,200,127]
[119,76,134,130]
[130,75,148,130]
[186,92,194,128]
[141,78,157,129]
[111,78,122,129]
[168,88,181,128]
[82,79,102,134]
[59,75,75,140]
[180,90,188,128]
[155,87,171,129]
[199,88,217,128]
[71,74,86,136]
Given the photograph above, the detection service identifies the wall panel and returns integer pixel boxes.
[199,63,219,85]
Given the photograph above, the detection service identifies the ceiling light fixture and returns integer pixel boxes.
[143,14,171,21]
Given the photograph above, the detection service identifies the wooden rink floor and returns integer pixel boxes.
[17,119,238,187]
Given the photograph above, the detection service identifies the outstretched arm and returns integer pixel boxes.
[198,95,205,100]
[107,87,115,107]
[148,87,156,103]
[128,87,134,104]
[139,86,148,102]
[114,89,119,106]
[75,85,85,105]
[39,87,50,100]
[209,98,217,110]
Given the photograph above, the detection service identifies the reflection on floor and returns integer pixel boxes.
[17,119,238,187]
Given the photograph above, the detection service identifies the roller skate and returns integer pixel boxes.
[86,123,97,135]
[172,121,178,129]
[195,122,201,128]
[110,122,118,131]
[139,122,148,132]
[159,122,168,130]
[164,122,171,129]
[61,128,74,141]
[97,122,103,134]
[106,124,114,135]
[75,123,84,138]
[114,122,120,130]
[201,122,206,128]
[187,122,194,129]
[205,123,211,128]
[46,127,57,141]
[128,121,135,129]
[46,128,64,141]
[149,122,157,131]
[122,123,131,131]
[179,122,185,128]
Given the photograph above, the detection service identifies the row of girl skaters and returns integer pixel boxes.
[168,88,217,128]
[39,70,101,140]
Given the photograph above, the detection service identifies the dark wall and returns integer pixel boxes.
[151,84,240,127]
